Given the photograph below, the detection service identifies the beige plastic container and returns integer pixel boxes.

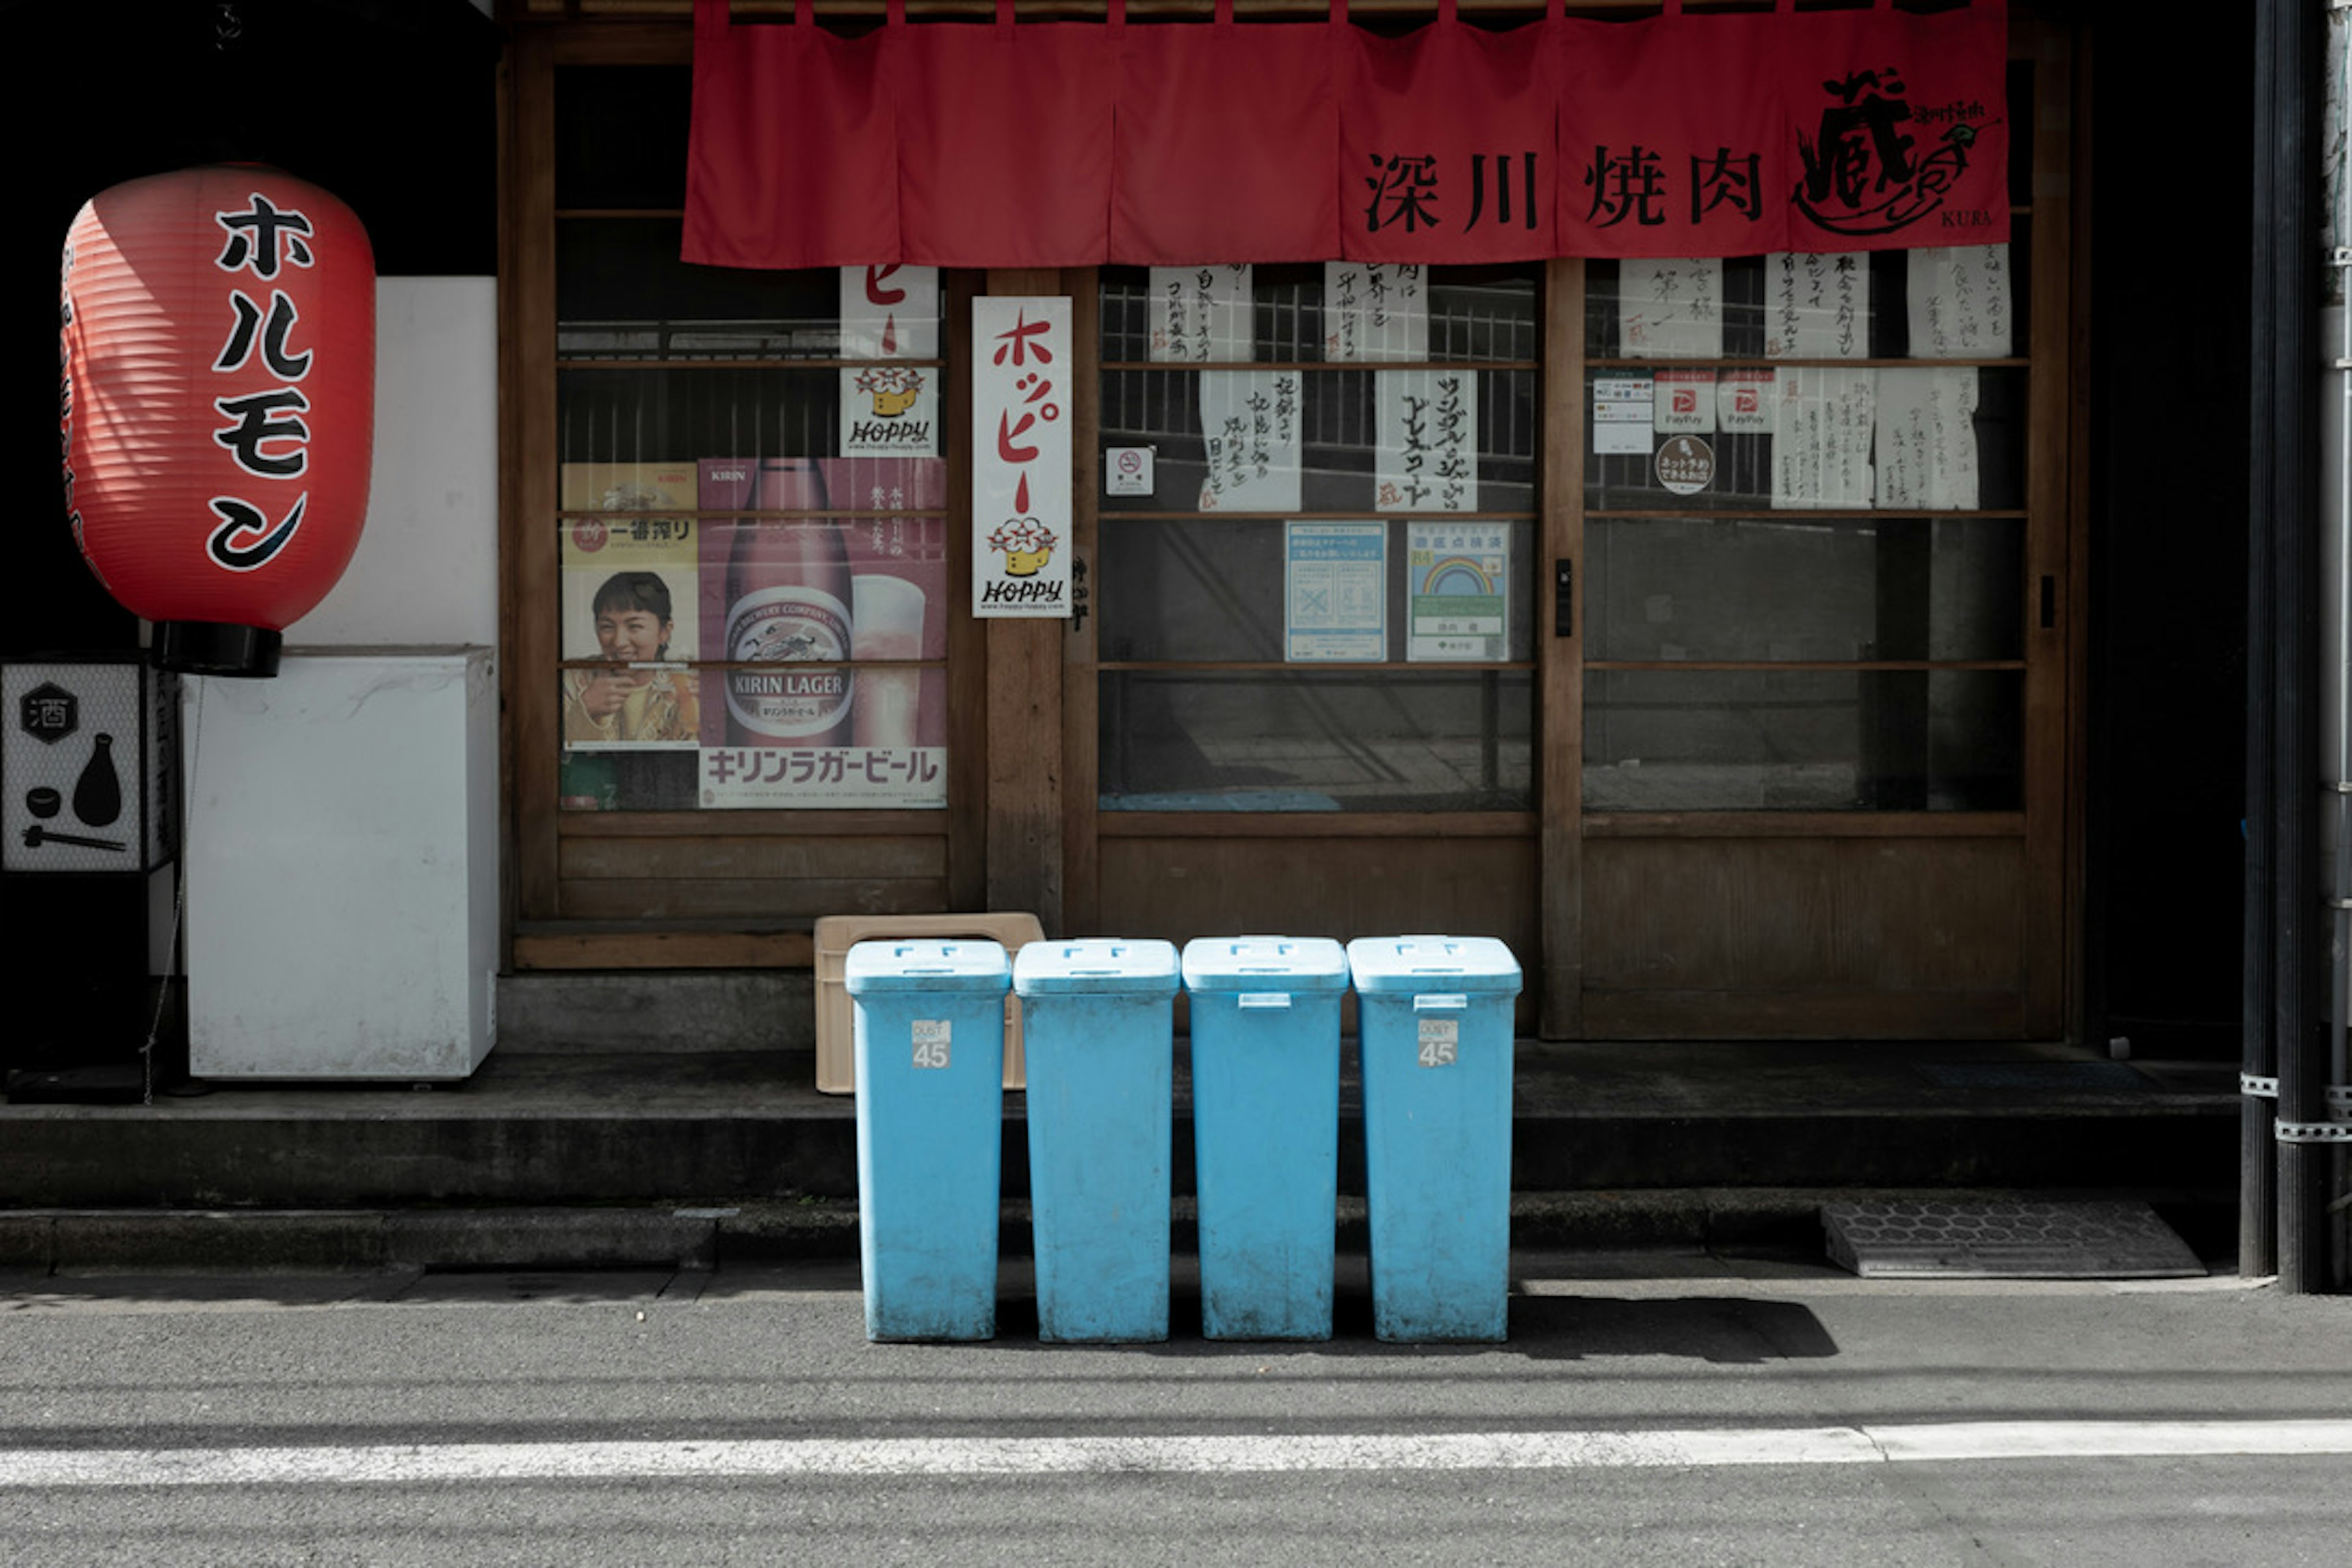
[813,912,1044,1094]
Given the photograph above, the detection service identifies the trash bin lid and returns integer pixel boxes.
[843,938,1011,995]
[1012,938,1181,997]
[1180,936,1349,993]
[1346,935,1523,994]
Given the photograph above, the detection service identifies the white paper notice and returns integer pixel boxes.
[1197,371,1304,512]
[1325,263,1428,361]
[1148,264,1254,363]
[1596,374,1654,455]
[1654,369,1716,434]
[840,265,940,359]
[1719,370,1775,434]
[1287,522,1388,662]
[1376,370,1478,512]
[1619,258,1726,360]
[1771,368,1877,510]
[1875,368,1981,510]
[1766,252,1870,360]
[1907,245,2014,360]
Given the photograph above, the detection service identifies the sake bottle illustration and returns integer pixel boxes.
[722,459,854,748]
[74,732,124,827]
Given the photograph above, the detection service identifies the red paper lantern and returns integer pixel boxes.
[61,165,375,677]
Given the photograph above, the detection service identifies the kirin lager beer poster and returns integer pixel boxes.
[695,456,948,809]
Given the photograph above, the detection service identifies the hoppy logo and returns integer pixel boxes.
[988,515,1058,578]
[854,366,925,420]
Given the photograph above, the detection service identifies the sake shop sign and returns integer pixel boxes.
[973,297,1072,619]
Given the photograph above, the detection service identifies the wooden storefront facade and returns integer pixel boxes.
[502,1,2089,1043]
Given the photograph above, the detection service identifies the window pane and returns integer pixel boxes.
[1099,518,1538,664]
[1585,516,2024,663]
[558,225,871,361]
[1583,669,2022,812]
[554,67,690,209]
[557,368,842,464]
[1100,671,1532,812]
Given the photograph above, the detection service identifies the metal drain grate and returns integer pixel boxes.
[1915,1062,2150,1091]
[1820,1199,2207,1279]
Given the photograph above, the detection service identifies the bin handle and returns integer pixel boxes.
[1414,993,1469,1012]
[1238,992,1292,1010]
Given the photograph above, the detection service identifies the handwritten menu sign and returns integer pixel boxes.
[1197,370,1304,512]
[1619,258,1725,360]
[1766,252,1870,360]
[1325,263,1428,362]
[1150,264,1254,363]
[1907,245,2013,360]
[1771,368,1876,510]
[1875,368,1980,511]
[1376,371,1479,512]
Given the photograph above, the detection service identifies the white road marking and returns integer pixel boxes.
[6,1422,2352,1488]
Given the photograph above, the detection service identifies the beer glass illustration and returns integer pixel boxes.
[850,574,926,749]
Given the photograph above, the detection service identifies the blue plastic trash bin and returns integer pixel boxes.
[1182,936,1350,1341]
[1014,938,1182,1343]
[1347,935,1523,1343]
[845,938,1011,1341]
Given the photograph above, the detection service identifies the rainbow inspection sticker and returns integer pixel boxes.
[1408,521,1509,662]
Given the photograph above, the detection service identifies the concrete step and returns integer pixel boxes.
[1,1042,2241,1214]
[0,1188,2239,1276]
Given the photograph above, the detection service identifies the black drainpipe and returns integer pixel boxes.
[2250,0,2335,1292]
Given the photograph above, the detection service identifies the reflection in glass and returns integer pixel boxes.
[1099,519,1536,663]
[1585,516,2023,663]
[559,222,862,360]
[1101,671,1531,812]
[557,367,840,467]
[1583,669,2021,812]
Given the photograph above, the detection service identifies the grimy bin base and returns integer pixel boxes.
[1351,936,1522,1344]
[1185,937,1349,1341]
[1016,939,1180,1344]
[847,939,1010,1342]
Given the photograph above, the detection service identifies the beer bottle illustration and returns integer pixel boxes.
[722,459,854,748]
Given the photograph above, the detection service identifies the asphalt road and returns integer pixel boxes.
[5,1251,2350,1566]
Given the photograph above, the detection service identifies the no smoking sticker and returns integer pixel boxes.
[1106,445,1155,497]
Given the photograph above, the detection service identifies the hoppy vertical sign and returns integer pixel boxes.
[973,297,1072,619]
